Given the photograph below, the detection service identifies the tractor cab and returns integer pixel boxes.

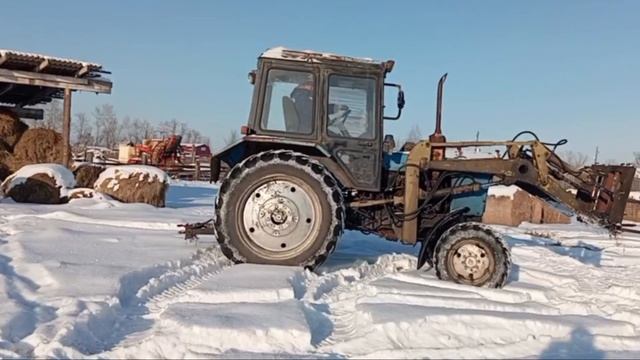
[213,47,404,192]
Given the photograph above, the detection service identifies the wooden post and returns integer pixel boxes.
[195,160,201,181]
[62,88,72,168]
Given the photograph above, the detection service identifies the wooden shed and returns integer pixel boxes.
[0,49,112,167]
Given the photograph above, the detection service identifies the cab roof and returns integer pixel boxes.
[260,46,395,72]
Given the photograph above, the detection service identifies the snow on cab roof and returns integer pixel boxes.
[260,46,391,68]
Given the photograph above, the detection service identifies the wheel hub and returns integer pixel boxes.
[257,197,298,237]
[449,240,494,285]
[242,179,319,254]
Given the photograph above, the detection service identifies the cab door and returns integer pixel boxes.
[322,71,382,191]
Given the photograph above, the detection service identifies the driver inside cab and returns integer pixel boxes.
[290,80,314,133]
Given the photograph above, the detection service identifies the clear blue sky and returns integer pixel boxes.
[2,0,638,161]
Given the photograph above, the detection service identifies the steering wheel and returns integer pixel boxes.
[328,106,351,137]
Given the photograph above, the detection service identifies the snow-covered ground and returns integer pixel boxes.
[1,181,640,358]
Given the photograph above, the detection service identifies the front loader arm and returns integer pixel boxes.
[401,139,636,243]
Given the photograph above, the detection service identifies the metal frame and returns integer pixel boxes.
[400,139,635,244]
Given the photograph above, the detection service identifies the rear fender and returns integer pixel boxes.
[213,135,331,168]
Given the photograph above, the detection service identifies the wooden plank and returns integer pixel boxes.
[0,68,112,93]
[62,88,72,168]
[35,59,49,72]
[76,65,89,77]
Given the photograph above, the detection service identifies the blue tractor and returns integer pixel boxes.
[187,47,635,288]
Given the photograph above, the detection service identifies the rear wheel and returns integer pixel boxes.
[214,150,344,269]
[434,222,510,288]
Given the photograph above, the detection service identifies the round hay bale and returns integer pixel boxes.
[12,128,71,168]
[1,163,76,204]
[94,165,169,207]
[0,141,15,181]
[73,164,106,188]
[0,110,28,149]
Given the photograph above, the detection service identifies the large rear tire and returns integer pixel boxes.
[434,222,511,288]
[214,150,344,269]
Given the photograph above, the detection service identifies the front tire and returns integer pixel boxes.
[214,150,344,269]
[434,222,511,288]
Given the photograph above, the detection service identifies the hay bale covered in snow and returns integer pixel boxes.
[12,128,70,169]
[73,164,106,188]
[0,164,76,204]
[0,141,15,181]
[94,165,169,207]
[0,110,28,149]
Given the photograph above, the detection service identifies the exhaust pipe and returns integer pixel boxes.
[429,73,448,159]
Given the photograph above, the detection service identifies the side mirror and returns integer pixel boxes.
[248,70,256,85]
[384,83,404,120]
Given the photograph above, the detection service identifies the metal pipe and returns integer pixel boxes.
[434,73,447,136]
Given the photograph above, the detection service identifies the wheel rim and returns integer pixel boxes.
[238,175,322,259]
[446,239,496,286]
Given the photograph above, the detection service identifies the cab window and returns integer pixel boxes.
[261,69,314,134]
[327,75,376,139]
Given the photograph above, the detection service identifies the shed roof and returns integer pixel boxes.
[0,49,111,107]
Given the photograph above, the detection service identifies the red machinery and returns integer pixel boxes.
[127,135,183,166]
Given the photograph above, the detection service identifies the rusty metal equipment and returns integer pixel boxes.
[183,47,636,288]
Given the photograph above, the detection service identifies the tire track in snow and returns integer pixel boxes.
[30,246,233,357]
[295,254,417,348]
[5,211,181,231]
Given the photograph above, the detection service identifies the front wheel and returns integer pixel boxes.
[434,222,511,288]
[214,150,344,269]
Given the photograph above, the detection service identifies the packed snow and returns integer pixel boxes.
[0,164,76,197]
[1,180,640,358]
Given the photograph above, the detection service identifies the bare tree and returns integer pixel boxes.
[93,104,119,149]
[118,116,131,143]
[129,118,155,143]
[158,119,188,137]
[72,112,94,150]
[405,124,423,144]
[224,129,240,145]
[561,150,589,170]
[184,129,203,144]
[35,101,64,132]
